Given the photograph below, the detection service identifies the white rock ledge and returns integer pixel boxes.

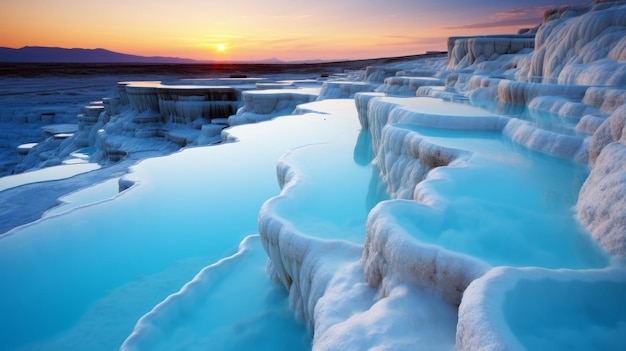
[457,265,626,351]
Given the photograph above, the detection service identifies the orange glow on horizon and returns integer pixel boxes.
[0,0,589,62]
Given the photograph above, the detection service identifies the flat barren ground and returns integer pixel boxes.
[0,53,442,78]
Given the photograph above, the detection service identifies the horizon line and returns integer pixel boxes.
[0,45,448,65]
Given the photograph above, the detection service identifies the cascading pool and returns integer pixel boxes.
[394,125,608,269]
[0,100,372,351]
[0,95,612,351]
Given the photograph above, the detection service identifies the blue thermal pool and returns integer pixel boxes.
[502,268,626,350]
[393,125,608,269]
[0,98,613,350]
[0,100,364,351]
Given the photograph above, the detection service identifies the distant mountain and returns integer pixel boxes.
[0,46,199,63]
[246,57,284,64]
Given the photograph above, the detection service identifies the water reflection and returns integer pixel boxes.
[0,107,361,350]
[390,125,607,268]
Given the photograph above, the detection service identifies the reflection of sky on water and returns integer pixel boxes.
[0,102,361,351]
[0,163,100,192]
[0,97,612,350]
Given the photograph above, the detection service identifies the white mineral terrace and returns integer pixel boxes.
[1,2,626,351]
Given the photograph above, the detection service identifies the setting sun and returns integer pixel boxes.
[0,0,591,61]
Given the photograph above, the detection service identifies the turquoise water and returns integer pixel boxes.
[0,163,100,192]
[394,125,608,268]
[269,131,388,243]
[0,102,370,351]
[0,97,612,350]
[505,274,626,350]
[43,177,121,217]
[120,235,312,351]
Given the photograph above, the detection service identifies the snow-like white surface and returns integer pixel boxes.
[231,88,319,125]
[447,35,535,70]
[316,81,378,100]
[2,2,626,351]
[376,76,445,96]
[579,140,626,256]
[526,3,626,85]
[41,124,78,135]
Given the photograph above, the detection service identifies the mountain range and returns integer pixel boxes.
[0,46,200,63]
[0,46,330,64]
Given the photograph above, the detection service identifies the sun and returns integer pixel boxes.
[216,43,225,52]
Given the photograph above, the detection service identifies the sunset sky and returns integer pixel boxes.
[1,0,589,62]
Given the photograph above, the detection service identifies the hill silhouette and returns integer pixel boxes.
[0,46,198,63]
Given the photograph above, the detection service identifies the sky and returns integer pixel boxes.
[0,0,590,62]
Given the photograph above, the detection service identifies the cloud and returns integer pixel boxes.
[378,35,448,48]
[443,7,544,30]
[494,8,531,19]
[444,16,541,30]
